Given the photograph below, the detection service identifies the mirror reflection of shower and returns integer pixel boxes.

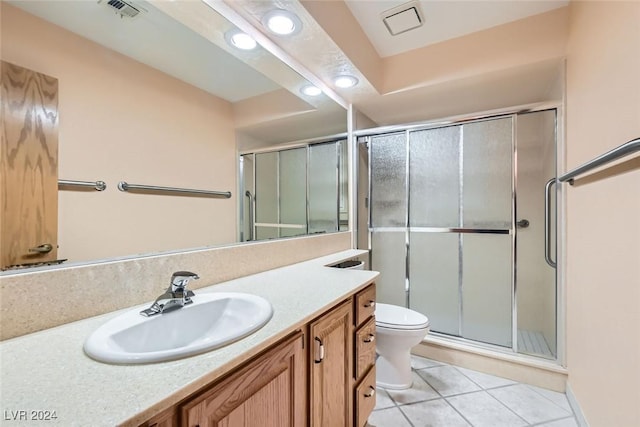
[239,138,348,242]
[359,107,558,360]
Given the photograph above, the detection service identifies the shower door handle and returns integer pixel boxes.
[544,178,557,268]
[245,190,254,241]
[516,219,530,228]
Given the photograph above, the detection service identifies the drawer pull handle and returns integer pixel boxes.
[314,337,324,363]
[364,334,375,343]
[364,300,375,308]
[364,386,375,398]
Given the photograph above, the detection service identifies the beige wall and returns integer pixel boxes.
[1,4,237,263]
[565,1,640,425]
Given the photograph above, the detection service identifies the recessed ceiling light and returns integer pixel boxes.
[225,30,257,50]
[301,85,322,96]
[262,9,302,36]
[334,75,359,89]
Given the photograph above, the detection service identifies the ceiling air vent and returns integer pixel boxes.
[99,0,144,19]
[381,1,424,36]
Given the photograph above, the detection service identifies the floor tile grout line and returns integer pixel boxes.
[478,387,533,426]
[396,403,418,427]
[529,415,578,426]
[524,384,576,417]
[440,396,476,427]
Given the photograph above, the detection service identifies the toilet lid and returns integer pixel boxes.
[376,303,430,330]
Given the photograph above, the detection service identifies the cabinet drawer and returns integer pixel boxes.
[354,366,376,427]
[354,317,376,381]
[355,284,376,326]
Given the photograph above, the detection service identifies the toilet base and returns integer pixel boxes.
[376,351,413,390]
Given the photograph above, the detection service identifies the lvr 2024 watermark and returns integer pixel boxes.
[3,410,58,421]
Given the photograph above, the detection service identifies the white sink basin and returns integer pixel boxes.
[84,292,273,364]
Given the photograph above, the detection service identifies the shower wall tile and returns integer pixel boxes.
[0,232,351,340]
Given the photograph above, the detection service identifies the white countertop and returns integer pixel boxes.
[0,250,377,426]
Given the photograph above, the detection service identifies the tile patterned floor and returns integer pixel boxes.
[368,356,578,427]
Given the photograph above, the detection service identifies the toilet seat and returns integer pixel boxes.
[375,303,430,331]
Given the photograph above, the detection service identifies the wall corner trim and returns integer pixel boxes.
[566,382,590,427]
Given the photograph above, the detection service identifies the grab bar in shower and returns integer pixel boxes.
[558,137,640,184]
[58,179,107,191]
[245,190,255,241]
[118,181,231,198]
[544,178,557,268]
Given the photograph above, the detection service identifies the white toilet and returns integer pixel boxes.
[375,303,430,390]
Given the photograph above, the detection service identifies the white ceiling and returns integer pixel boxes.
[345,0,569,57]
[8,0,281,102]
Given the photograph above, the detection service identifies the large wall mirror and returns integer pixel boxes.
[0,0,347,272]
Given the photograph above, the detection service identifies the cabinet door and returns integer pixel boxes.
[1,61,59,270]
[310,300,353,427]
[181,331,307,427]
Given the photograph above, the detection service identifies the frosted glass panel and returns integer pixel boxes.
[308,142,338,234]
[279,148,307,237]
[410,126,460,227]
[463,118,513,229]
[462,234,512,347]
[371,133,407,227]
[410,232,459,335]
[256,226,278,240]
[255,152,278,225]
[516,110,557,358]
[371,231,407,307]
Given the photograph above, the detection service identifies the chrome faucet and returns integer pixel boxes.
[140,271,200,317]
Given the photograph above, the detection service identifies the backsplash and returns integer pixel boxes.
[0,232,351,340]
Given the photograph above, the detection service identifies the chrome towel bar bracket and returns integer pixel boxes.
[58,179,107,191]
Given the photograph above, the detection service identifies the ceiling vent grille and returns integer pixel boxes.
[381,1,424,36]
[100,0,144,19]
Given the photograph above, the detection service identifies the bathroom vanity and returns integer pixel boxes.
[142,282,376,427]
[0,250,378,426]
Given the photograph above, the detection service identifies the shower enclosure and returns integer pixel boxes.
[361,108,558,359]
[239,139,348,242]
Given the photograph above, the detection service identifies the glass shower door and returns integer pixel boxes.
[408,118,514,348]
[370,132,408,307]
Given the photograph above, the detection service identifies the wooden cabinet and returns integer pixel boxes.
[309,300,353,427]
[353,284,377,427]
[181,331,306,427]
[354,365,377,427]
[139,408,176,427]
[354,316,376,381]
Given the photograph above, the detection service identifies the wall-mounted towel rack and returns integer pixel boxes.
[58,179,106,191]
[558,137,640,184]
[117,181,232,198]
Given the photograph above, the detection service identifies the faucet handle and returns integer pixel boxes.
[170,271,200,290]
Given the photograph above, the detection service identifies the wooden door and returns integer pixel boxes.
[181,331,307,427]
[1,61,59,269]
[309,300,353,427]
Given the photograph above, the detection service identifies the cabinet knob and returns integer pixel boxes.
[363,334,375,343]
[364,300,375,308]
[364,386,375,398]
